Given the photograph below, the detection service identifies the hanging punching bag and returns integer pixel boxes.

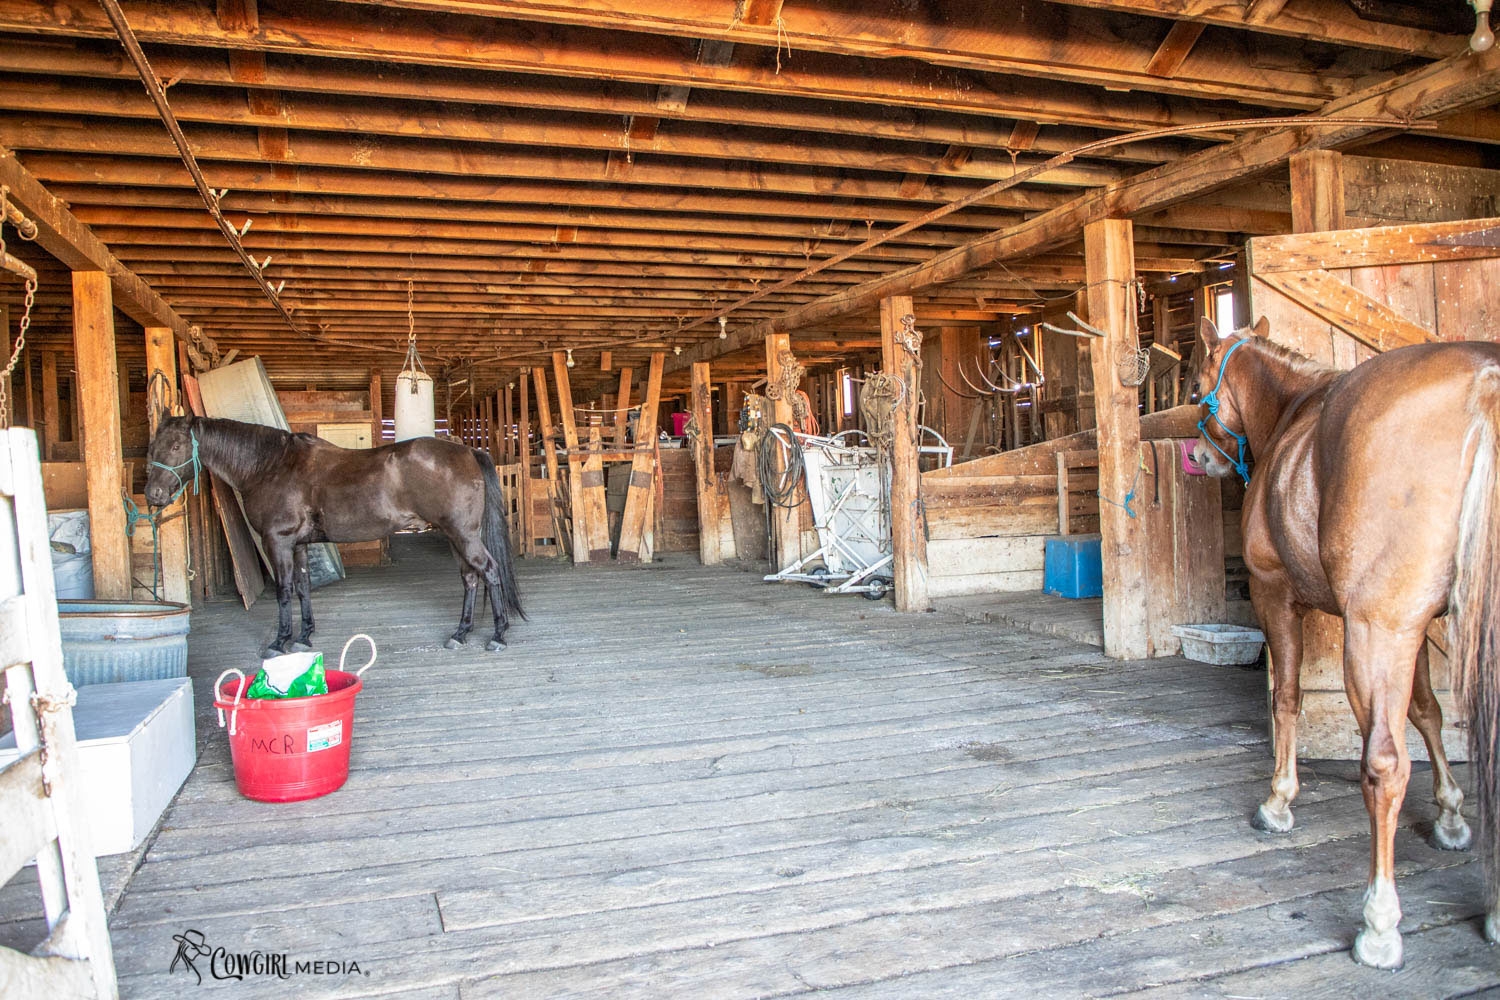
[393,370,435,441]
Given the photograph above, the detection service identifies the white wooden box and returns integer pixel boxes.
[0,677,195,855]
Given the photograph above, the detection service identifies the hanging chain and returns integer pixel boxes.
[403,278,428,378]
[0,185,38,430]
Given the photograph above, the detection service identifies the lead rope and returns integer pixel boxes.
[0,185,39,430]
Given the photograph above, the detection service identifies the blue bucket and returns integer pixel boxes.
[57,601,191,686]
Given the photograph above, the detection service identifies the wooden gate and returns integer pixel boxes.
[0,427,117,999]
[1246,214,1500,761]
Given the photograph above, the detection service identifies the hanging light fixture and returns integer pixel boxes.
[565,348,575,368]
[1474,0,1495,51]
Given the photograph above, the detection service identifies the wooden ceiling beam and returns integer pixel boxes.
[0,0,1341,133]
[313,0,1411,96]
[0,42,1201,167]
[357,0,1453,58]
[21,156,1063,224]
[1039,0,1456,57]
[61,202,986,252]
[69,208,974,260]
[0,76,1132,189]
[85,227,938,267]
[0,119,1090,207]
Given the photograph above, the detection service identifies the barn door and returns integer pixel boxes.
[1246,215,1500,762]
[0,427,118,1000]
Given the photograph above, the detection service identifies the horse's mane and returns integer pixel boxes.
[191,417,295,483]
[1240,334,1336,382]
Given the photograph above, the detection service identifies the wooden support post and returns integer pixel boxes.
[117,362,130,422]
[552,351,609,562]
[517,372,531,555]
[502,384,514,463]
[531,366,567,557]
[1290,150,1345,235]
[617,351,665,563]
[552,352,588,561]
[726,381,746,436]
[879,297,930,612]
[72,271,129,599]
[763,333,802,572]
[1084,219,1150,659]
[144,326,189,604]
[690,362,731,566]
[40,350,58,460]
[369,370,382,445]
[613,366,634,448]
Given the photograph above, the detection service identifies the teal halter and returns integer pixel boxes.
[1197,339,1252,485]
[148,429,202,506]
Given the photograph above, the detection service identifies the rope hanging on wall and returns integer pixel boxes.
[765,348,813,430]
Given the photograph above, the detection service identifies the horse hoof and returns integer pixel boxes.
[289,641,312,653]
[485,639,506,652]
[1251,803,1294,834]
[1352,927,1403,969]
[1431,815,1473,852]
[444,637,463,650]
[263,645,285,659]
[1486,911,1499,944]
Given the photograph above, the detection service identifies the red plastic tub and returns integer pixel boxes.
[213,635,375,802]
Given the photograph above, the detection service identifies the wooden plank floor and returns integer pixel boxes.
[12,533,1500,997]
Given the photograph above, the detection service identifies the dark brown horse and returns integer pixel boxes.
[1190,316,1500,967]
[144,416,523,655]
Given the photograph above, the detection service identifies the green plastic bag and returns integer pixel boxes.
[246,651,328,699]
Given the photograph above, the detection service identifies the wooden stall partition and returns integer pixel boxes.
[72,271,131,600]
[689,362,734,565]
[531,365,569,559]
[143,326,189,603]
[879,297,930,612]
[921,434,1223,654]
[617,351,664,563]
[552,350,604,563]
[1244,214,1500,760]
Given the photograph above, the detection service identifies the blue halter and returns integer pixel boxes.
[1197,338,1252,485]
[148,429,202,506]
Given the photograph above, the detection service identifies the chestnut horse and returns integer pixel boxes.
[145,416,523,655]
[1190,316,1500,967]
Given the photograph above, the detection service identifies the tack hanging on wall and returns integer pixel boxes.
[394,280,436,442]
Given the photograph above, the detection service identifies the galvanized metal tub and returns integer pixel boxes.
[58,601,191,686]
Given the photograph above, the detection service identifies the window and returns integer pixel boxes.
[1213,287,1236,334]
[842,372,855,416]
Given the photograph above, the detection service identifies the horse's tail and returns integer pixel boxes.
[475,449,525,620]
[1452,363,1500,916]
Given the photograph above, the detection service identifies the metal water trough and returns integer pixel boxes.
[58,601,191,687]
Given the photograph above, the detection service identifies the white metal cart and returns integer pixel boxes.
[763,426,952,598]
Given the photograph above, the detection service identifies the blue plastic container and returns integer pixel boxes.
[57,601,191,687]
[1044,534,1103,599]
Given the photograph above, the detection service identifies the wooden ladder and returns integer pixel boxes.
[0,427,118,1000]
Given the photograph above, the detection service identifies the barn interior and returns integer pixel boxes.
[4,1,1500,997]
